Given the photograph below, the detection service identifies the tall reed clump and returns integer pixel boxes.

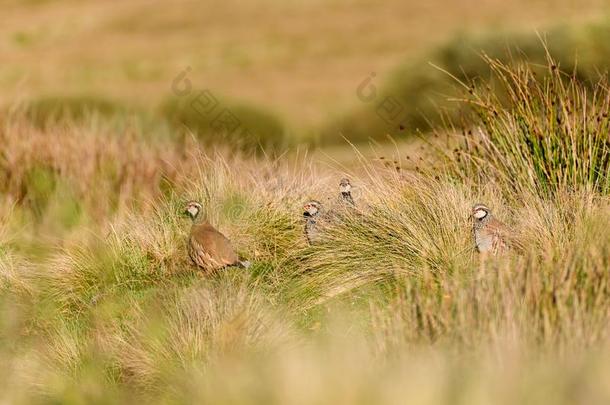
[451,55,610,197]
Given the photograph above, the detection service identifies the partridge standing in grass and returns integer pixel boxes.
[185,201,249,270]
[303,200,323,245]
[471,203,511,255]
[339,178,355,207]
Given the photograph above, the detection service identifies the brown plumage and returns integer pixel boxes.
[185,201,247,271]
[339,178,355,207]
[471,203,512,255]
[303,200,323,245]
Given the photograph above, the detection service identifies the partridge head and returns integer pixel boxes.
[303,200,322,218]
[339,178,355,207]
[303,200,322,244]
[185,201,203,221]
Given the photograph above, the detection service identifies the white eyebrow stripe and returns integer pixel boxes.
[473,210,487,219]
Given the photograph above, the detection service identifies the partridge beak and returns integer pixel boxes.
[303,205,311,217]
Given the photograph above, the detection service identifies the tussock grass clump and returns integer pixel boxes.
[452,56,610,197]
[35,212,189,318]
[101,274,293,389]
[292,171,474,308]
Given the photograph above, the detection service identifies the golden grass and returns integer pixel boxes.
[0,55,609,402]
[0,117,607,403]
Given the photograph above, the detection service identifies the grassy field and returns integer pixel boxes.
[1,56,609,403]
[1,1,610,403]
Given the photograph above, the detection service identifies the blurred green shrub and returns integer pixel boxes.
[24,95,128,127]
[24,165,57,219]
[322,18,610,144]
[161,96,287,153]
[22,166,83,228]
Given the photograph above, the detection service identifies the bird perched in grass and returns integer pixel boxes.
[471,203,511,254]
[303,200,323,245]
[184,201,250,270]
[339,178,355,207]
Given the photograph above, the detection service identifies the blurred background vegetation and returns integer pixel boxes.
[3,0,610,150]
[1,1,610,403]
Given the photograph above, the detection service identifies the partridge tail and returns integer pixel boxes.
[238,260,252,269]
